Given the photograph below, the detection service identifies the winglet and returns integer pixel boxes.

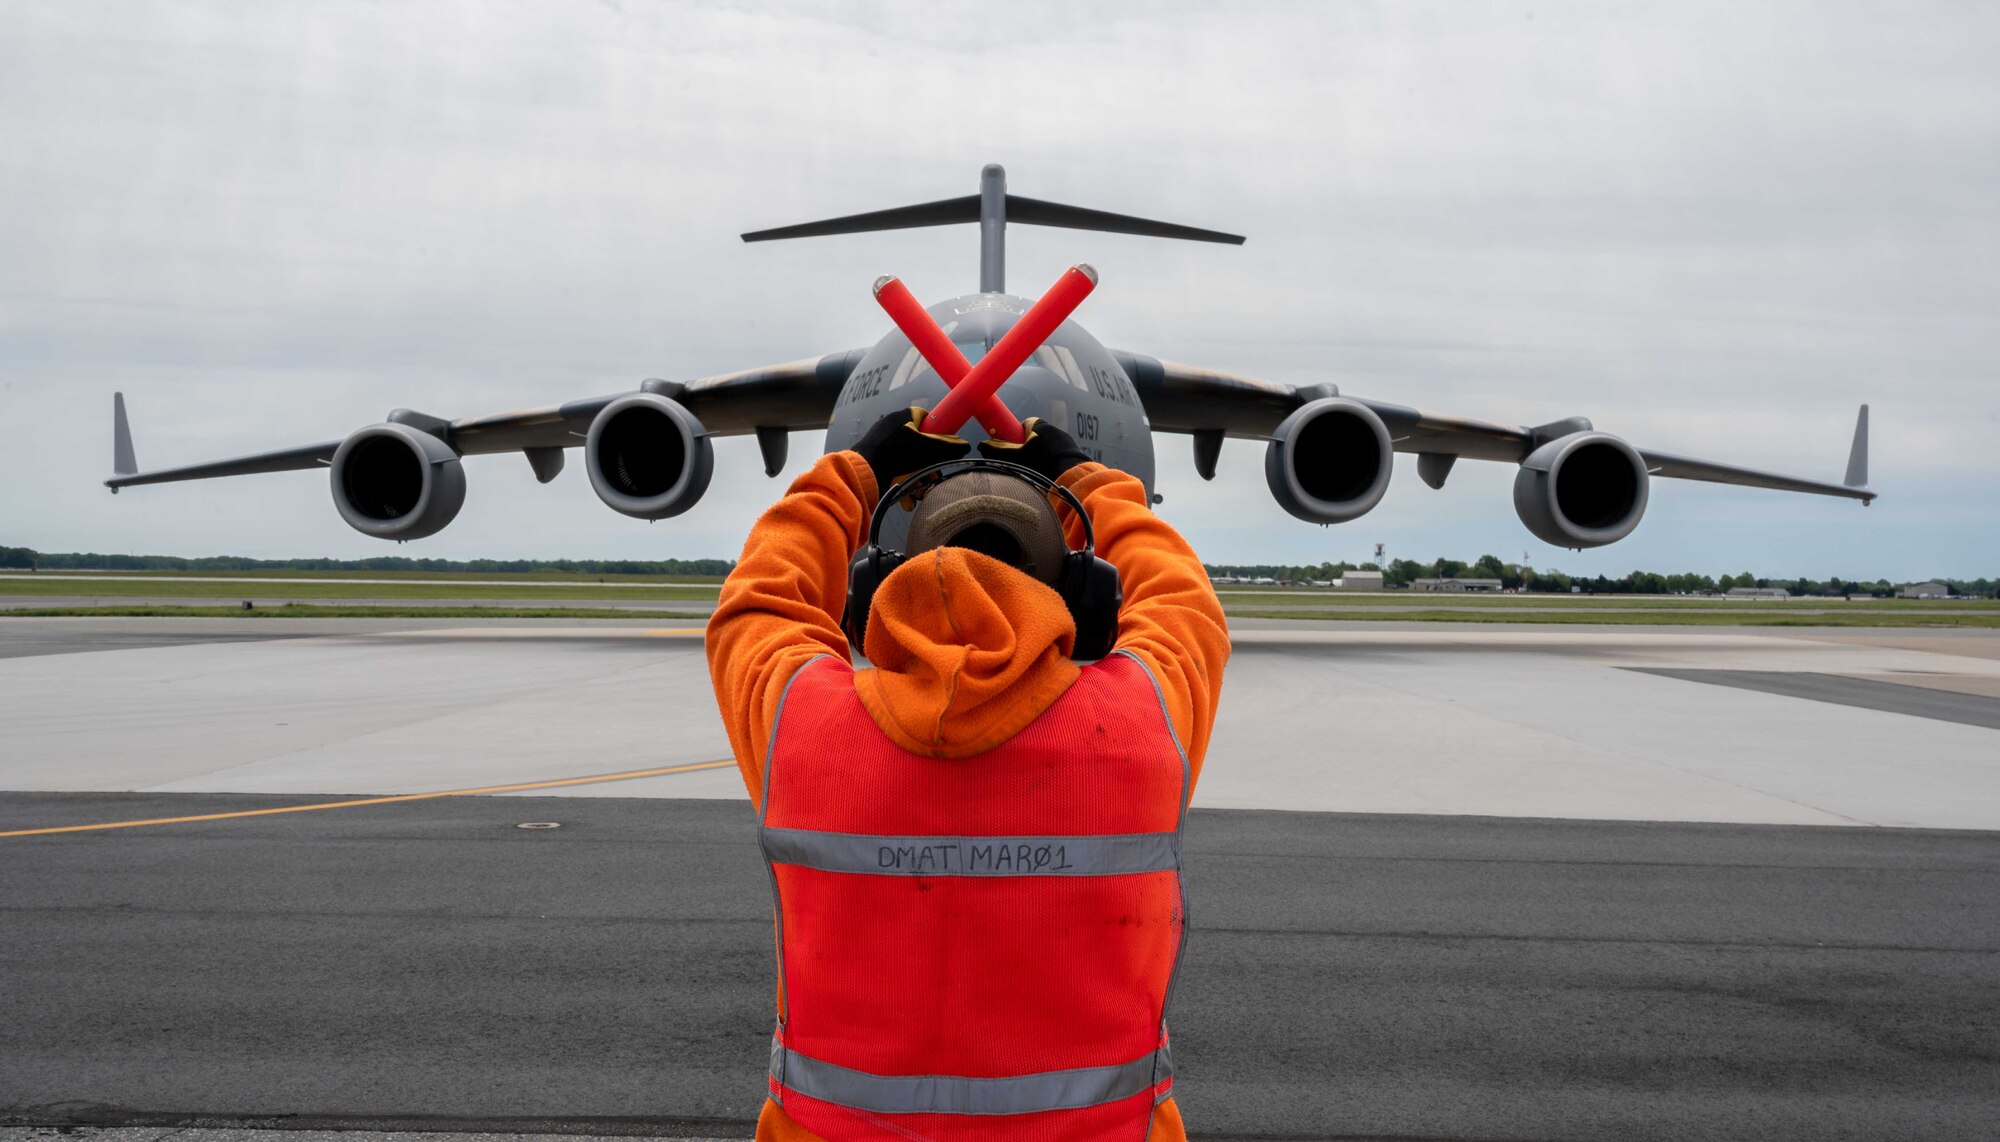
[1844,403,1868,490]
[112,392,138,478]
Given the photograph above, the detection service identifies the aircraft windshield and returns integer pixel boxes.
[889,341,994,390]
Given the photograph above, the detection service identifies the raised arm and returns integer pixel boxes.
[1061,462,1229,785]
[705,407,970,805]
[706,451,876,807]
[981,419,1230,785]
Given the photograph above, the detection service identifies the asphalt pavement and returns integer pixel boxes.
[3,793,1996,1141]
[1632,667,2000,730]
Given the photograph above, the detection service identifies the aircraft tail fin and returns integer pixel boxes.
[742,165,1242,293]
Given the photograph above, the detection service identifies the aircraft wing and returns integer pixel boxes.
[105,350,866,491]
[1114,352,1874,503]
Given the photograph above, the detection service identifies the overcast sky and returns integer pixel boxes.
[3,1,1994,579]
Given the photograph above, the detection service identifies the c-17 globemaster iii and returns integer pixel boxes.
[107,164,1873,548]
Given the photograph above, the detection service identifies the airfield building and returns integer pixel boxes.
[1410,577,1504,593]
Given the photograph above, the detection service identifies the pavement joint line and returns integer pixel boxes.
[0,760,738,839]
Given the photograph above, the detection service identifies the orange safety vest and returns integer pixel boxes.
[758,650,1192,1141]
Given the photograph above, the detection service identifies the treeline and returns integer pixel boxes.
[5,546,1992,597]
[1203,556,1997,598]
[0,547,735,577]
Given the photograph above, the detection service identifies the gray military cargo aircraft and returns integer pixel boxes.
[107,164,1873,548]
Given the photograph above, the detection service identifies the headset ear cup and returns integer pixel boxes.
[1060,552,1122,660]
[843,546,902,651]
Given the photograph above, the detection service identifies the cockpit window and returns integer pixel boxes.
[889,340,994,391]
[1052,346,1092,392]
[885,346,924,390]
[1030,346,1086,391]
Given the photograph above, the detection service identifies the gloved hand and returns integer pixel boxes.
[977,417,1092,482]
[851,406,971,491]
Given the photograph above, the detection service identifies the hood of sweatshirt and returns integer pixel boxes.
[854,545,1081,759]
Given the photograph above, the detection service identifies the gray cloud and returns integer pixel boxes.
[2,0,1993,578]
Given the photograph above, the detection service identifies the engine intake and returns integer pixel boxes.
[1264,397,1393,524]
[330,423,466,541]
[585,393,714,520]
[1512,431,1649,548]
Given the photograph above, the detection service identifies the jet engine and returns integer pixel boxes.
[584,393,714,520]
[1512,431,1650,548]
[1264,397,1394,524]
[330,423,466,541]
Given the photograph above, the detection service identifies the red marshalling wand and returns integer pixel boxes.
[870,264,1099,444]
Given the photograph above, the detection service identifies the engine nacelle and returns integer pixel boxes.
[1512,431,1650,548]
[585,393,714,520]
[1264,397,1394,524]
[330,423,466,541]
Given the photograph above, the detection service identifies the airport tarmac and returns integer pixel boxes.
[3,616,1998,1140]
[3,617,1998,827]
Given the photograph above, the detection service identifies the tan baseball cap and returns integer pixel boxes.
[905,470,1068,585]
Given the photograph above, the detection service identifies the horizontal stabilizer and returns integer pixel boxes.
[1006,195,1243,244]
[741,195,981,242]
[742,195,1242,245]
[744,166,1242,294]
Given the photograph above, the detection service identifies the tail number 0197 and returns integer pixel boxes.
[1074,412,1099,442]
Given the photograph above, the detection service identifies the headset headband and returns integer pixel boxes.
[845,456,1122,660]
[868,458,1097,558]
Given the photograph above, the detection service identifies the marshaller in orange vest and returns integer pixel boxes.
[707,404,1230,1141]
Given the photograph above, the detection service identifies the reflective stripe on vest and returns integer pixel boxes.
[758,649,1192,1129]
[772,1037,1172,1116]
[761,827,1178,877]
[768,1040,1168,1120]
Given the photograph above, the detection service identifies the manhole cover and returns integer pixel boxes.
[516,822,562,830]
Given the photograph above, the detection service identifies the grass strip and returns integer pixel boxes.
[1210,591,1999,610]
[0,578,719,601]
[10,577,1990,610]
[1228,608,2000,628]
[7,603,1998,629]
[0,605,712,620]
[0,569,728,583]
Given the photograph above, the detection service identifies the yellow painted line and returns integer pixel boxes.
[0,760,737,838]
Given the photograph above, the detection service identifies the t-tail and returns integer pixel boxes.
[740,164,1243,294]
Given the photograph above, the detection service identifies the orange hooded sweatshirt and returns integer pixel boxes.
[706,449,1228,1142]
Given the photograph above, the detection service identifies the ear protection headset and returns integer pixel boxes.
[843,459,1122,660]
